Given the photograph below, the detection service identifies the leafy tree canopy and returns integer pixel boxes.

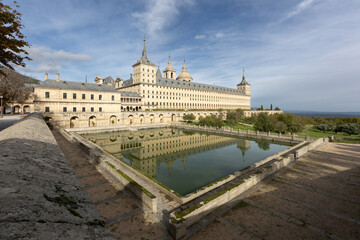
[0,0,31,75]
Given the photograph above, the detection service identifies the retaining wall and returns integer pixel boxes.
[63,130,158,213]
[0,113,113,239]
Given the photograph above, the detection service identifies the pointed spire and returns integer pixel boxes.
[156,64,162,80]
[140,35,149,63]
[182,59,187,72]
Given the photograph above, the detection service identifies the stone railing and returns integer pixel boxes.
[170,122,317,143]
[0,113,113,239]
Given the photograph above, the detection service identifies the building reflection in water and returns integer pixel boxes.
[83,128,252,177]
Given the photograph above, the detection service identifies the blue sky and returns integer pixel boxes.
[12,0,360,111]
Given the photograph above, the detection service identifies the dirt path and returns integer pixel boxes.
[52,130,170,240]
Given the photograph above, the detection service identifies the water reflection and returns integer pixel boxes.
[82,128,291,195]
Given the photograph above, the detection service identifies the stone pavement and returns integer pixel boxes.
[0,114,25,131]
[52,130,172,240]
[188,143,360,240]
[0,113,113,239]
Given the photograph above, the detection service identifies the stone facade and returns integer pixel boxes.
[10,39,252,128]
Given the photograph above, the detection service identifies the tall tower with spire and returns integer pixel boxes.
[237,69,251,96]
[132,36,156,84]
[163,55,176,80]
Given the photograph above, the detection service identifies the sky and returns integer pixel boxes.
[10,0,360,112]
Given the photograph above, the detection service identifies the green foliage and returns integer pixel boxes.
[183,113,195,122]
[226,109,244,125]
[315,124,334,132]
[198,115,224,128]
[274,107,280,110]
[0,1,31,75]
[254,113,305,133]
[254,113,273,132]
[334,123,359,135]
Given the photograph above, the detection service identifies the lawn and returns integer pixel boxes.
[297,125,360,143]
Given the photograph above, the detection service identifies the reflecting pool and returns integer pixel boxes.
[82,128,292,196]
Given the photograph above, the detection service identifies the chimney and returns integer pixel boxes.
[45,73,48,80]
[56,73,60,81]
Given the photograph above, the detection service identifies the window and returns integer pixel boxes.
[99,95,102,100]
[73,107,76,112]
[99,107,102,112]
[112,95,115,101]
[91,107,94,112]
[82,94,85,100]
[45,107,50,112]
[45,92,50,98]
[73,93,76,99]
[63,93,67,99]
[82,107,85,112]
[91,94,94,100]
[63,107,67,112]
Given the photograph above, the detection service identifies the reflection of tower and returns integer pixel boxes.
[166,159,176,176]
[182,156,187,170]
[237,140,251,163]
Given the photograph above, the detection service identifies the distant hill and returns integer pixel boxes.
[0,67,40,84]
[285,110,360,118]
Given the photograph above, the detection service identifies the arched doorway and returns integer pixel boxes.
[128,115,134,125]
[89,116,97,127]
[13,105,21,114]
[110,115,117,125]
[139,114,144,124]
[171,114,176,122]
[70,116,79,128]
[23,105,30,114]
[159,114,164,123]
[149,114,154,124]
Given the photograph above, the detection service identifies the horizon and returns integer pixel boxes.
[10,0,360,112]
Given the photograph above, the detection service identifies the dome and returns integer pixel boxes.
[176,60,193,82]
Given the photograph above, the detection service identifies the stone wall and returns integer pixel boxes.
[0,113,113,239]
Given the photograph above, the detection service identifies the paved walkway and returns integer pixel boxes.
[0,114,25,131]
[52,130,172,240]
[188,143,360,239]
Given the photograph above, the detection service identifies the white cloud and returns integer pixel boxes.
[132,0,194,40]
[25,46,92,73]
[195,34,206,39]
[280,0,315,22]
[215,32,224,38]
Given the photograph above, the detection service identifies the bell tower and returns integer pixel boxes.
[163,55,176,80]
[237,69,251,96]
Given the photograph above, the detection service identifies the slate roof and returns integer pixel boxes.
[34,79,119,92]
[157,78,245,95]
[120,91,141,98]
[103,76,115,84]
[121,77,244,95]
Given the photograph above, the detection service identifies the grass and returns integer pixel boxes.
[174,203,203,218]
[297,125,360,143]
[224,123,255,131]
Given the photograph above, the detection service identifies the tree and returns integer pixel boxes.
[0,67,34,112]
[254,113,273,132]
[226,109,244,125]
[199,115,224,128]
[270,104,273,110]
[183,113,195,123]
[0,1,31,75]
[274,107,280,110]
